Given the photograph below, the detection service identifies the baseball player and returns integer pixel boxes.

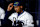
[7,1,34,27]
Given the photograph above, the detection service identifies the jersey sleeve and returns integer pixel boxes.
[23,14,34,27]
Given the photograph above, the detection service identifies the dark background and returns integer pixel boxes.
[0,0,38,27]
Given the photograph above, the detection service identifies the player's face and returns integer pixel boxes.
[14,6,21,13]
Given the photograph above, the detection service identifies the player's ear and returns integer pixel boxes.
[20,6,23,9]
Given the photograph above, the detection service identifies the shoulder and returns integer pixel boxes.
[24,11,33,16]
[8,12,17,18]
[10,12,17,17]
[24,11,33,19]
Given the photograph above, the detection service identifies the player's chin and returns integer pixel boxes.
[16,11,19,13]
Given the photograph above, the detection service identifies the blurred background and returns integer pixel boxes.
[0,0,39,27]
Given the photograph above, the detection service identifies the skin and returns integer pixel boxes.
[7,3,23,14]
[14,6,23,13]
[7,3,13,11]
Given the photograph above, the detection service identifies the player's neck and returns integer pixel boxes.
[18,10,23,14]
[20,10,23,14]
[16,10,23,14]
